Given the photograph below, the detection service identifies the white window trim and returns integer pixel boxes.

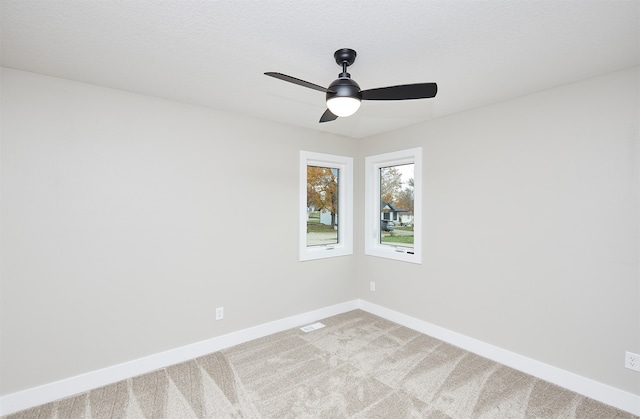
[365,147,422,264]
[300,151,353,261]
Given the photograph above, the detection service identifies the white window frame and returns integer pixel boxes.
[300,151,353,261]
[365,147,422,264]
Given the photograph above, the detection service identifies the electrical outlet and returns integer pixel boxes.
[370,281,375,291]
[216,307,224,320]
[625,351,640,372]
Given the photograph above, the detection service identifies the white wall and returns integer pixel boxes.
[2,66,638,401]
[0,68,359,395]
[357,67,640,395]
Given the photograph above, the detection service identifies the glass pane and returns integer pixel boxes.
[306,165,339,247]
[380,163,414,247]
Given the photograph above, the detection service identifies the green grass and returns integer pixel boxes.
[307,223,336,233]
[381,235,414,245]
[394,225,413,231]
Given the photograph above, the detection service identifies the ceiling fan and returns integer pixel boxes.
[265,48,437,123]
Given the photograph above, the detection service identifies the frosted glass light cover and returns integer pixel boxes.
[326,97,361,117]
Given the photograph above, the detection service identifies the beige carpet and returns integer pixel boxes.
[5,310,637,418]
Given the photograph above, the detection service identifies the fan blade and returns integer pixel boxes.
[319,109,338,123]
[361,83,437,100]
[264,72,330,93]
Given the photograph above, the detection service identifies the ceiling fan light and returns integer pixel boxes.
[326,96,361,117]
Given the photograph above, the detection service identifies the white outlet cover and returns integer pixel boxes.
[625,351,640,372]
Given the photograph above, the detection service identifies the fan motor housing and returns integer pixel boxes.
[326,77,362,101]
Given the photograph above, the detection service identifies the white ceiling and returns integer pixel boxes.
[1,1,638,139]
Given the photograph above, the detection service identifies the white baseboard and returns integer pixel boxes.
[0,300,359,416]
[2,299,638,416]
[359,300,640,416]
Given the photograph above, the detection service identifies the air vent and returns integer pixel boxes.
[300,322,325,333]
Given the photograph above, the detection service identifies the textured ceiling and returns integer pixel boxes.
[1,1,638,139]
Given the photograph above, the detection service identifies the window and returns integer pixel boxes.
[300,151,353,261]
[365,147,422,263]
